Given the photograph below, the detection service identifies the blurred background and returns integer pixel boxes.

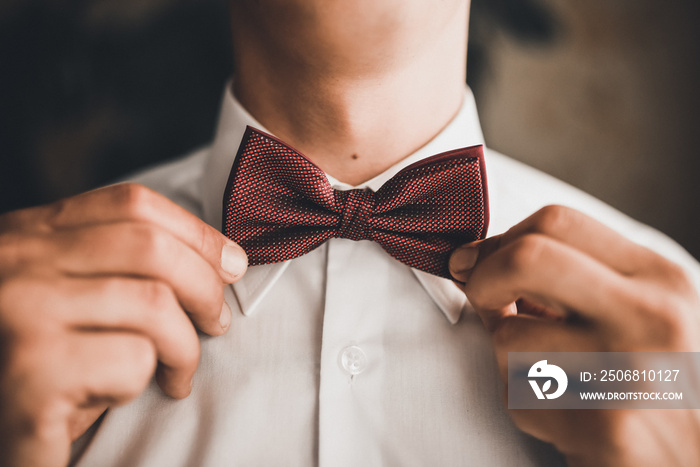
[1,0,699,258]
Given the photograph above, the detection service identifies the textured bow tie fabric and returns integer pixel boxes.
[223,126,489,279]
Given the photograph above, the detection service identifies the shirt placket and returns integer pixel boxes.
[317,237,387,466]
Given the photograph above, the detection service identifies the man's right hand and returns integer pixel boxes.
[0,183,247,467]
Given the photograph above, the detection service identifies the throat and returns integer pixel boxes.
[234,76,465,186]
[230,0,469,186]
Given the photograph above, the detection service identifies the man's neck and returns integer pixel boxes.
[230,0,469,186]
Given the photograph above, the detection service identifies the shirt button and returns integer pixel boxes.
[339,345,367,375]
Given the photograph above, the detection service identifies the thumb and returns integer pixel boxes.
[448,235,503,283]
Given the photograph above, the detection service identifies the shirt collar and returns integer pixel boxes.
[202,82,485,324]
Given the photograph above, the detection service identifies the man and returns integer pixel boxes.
[0,0,698,466]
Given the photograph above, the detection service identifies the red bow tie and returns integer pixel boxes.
[223,126,489,279]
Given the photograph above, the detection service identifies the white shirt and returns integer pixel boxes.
[73,85,700,467]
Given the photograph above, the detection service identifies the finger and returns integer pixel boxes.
[2,430,70,467]
[0,332,157,467]
[62,332,158,405]
[461,233,635,324]
[1,277,202,392]
[498,205,661,276]
[489,315,594,380]
[13,183,247,282]
[492,315,595,353]
[449,237,499,283]
[492,317,595,442]
[465,301,517,333]
[68,406,108,441]
[464,295,565,335]
[47,223,230,336]
[515,298,565,321]
[54,278,201,399]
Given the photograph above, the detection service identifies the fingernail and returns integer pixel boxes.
[449,246,479,276]
[221,243,248,278]
[219,301,232,331]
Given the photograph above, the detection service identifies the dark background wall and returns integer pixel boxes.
[1,0,698,258]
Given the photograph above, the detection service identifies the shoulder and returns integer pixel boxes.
[486,148,637,234]
[125,147,210,217]
[485,148,700,286]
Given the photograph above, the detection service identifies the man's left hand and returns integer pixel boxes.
[449,205,700,467]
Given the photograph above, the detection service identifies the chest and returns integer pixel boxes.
[75,240,564,466]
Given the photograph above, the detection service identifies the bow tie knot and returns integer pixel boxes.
[335,189,375,241]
